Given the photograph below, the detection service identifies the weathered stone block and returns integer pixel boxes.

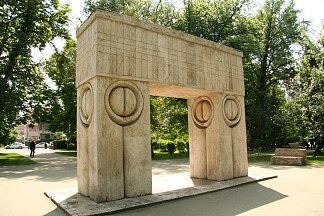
[271,156,305,166]
[271,148,307,166]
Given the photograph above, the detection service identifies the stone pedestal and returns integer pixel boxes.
[271,148,307,166]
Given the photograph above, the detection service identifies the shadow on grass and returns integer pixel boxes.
[56,151,77,157]
[152,152,189,160]
[0,153,36,166]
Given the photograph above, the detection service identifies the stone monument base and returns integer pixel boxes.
[45,174,276,216]
[271,148,307,166]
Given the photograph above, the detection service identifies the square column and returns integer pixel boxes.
[231,95,248,177]
[188,93,247,181]
[77,77,151,202]
[206,93,233,181]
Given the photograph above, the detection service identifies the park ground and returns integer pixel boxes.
[0,148,324,216]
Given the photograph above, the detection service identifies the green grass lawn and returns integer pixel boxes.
[55,151,77,157]
[248,154,324,164]
[55,150,190,160]
[307,156,324,164]
[0,153,36,166]
[53,150,324,164]
[248,155,272,163]
[152,151,189,160]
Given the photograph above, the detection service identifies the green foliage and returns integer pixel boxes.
[0,127,16,147]
[54,132,67,140]
[83,0,179,27]
[0,153,36,166]
[77,0,320,153]
[0,0,70,144]
[241,0,304,147]
[166,143,176,154]
[286,34,324,153]
[176,0,250,43]
[176,141,189,153]
[53,140,67,149]
[150,96,188,152]
[67,143,77,150]
[41,39,77,138]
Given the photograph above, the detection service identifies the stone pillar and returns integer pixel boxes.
[206,93,233,181]
[231,95,248,178]
[188,97,208,179]
[77,77,151,203]
[188,93,247,181]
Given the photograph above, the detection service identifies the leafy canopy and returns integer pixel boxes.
[0,0,70,145]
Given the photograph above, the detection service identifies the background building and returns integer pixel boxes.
[14,123,55,143]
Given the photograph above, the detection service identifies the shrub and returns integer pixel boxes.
[53,140,67,149]
[177,141,188,153]
[166,143,176,154]
[67,143,76,150]
[157,140,168,152]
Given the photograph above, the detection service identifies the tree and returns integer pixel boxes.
[150,96,188,152]
[0,0,70,145]
[176,0,250,43]
[83,0,179,27]
[42,39,77,139]
[288,35,324,155]
[241,0,303,147]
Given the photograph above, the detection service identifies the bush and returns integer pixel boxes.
[53,140,67,149]
[68,137,77,144]
[157,140,168,152]
[166,143,176,154]
[177,141,188,153]
[67,143,77,150]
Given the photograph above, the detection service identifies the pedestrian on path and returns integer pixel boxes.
[30,141,36,157]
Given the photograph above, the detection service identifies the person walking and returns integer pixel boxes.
[310,137,315,150]
[30,141,36,157]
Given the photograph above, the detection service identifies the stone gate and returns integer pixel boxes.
[76,10,248,203]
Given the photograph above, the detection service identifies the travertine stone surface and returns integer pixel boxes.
[271,148,307,166]
[76,10,247,203]
[232,95,248,177]
[76,11,244,97]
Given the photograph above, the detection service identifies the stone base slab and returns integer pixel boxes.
[45,174,277,216]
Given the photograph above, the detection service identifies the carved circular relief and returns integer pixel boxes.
[192,96,214,128]
[105,81,143,126]
[222,95,241,127]
[80,83,94,126]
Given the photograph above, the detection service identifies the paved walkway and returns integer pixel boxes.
[1,148,324,216]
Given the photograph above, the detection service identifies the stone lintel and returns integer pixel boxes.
[77,10,243,58]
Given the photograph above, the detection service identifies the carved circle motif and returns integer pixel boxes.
[105,81,143,126]
[222,95,241,127]
[80,83,94,126]
[192,96,214,128]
